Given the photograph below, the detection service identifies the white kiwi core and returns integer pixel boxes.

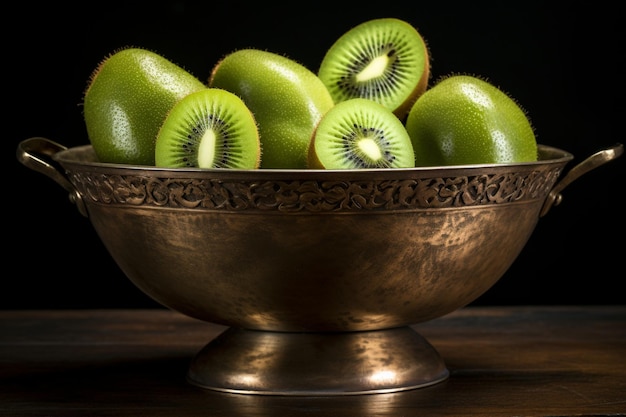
[356,55,388,82]
[198,130,217,168]
[358,137,382,160]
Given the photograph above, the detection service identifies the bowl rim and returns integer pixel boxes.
[53,144,574,178]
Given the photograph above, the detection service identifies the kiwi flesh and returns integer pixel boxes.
[155,88,261,169]
[318,18,430,121]
[308,98,415,169]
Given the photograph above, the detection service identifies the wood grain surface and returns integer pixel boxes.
[1,306,624,416]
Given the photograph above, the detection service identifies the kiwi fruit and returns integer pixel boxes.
[318,17,430,121]
[208,48,335,169]
[155,88,261,169]
[405,74,538,166]
[308,98,415,169]
[83,47,206,166]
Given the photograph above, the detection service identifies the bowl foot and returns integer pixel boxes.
[187,326,449,396]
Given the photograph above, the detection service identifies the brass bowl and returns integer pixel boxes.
[17,137,623,396]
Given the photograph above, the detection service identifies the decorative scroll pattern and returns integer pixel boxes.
[67,168,563,213]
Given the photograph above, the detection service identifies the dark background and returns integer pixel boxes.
[6,2,624,309]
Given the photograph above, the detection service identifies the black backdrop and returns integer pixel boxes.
[6,2,624,308]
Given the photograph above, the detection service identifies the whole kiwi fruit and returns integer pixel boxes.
[155,88,261,169]
[83,47,206,166]
[318,17,430,121]
[308,98,415,169]
[405,74,538,166]
[208,48,335,169]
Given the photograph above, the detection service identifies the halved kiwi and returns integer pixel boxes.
[308,98,415,169]
[155,88,261,169]
[318,17,430,120]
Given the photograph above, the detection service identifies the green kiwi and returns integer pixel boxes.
[405,74,538,166]
[155,88,261,169]
[83,47,206,166]
[318,17,430,120]
[209,48,335,169]
[308,98,415,169]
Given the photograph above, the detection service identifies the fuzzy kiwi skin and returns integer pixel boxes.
[155,88,261,169]
[318,17,430,121]
[405,75,538,166]
[308,98,415,169]
[83,47,206,166]
[208,48,335,169]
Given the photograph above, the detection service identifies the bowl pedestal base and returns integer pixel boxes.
[187,326,449,396]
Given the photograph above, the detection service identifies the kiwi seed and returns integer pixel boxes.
[308,98,415,169]
[318,17,430,120]
[155,88,261,169]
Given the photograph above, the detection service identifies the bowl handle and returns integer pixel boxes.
[16,137,88,217]
[539,142,624,217]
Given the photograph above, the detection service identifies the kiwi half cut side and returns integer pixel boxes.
[155,88,261,169]
[318,17,430,120]
[308,98,415,169]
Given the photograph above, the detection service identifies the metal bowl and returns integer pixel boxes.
[17,137,623,396]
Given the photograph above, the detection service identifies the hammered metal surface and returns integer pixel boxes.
[49,145,572,332]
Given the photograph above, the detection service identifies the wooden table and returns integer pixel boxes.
[1,306,624,416]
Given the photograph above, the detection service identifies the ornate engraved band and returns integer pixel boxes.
[67,168,563,213]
